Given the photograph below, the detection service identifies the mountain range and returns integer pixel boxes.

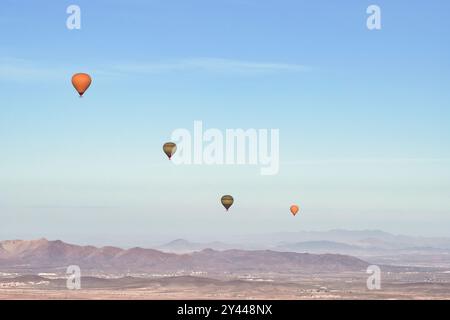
[154,230,450,258]
[0,238,368,274]
[235,230,450,250]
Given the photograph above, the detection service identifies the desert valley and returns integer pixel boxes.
[1,230,450,299]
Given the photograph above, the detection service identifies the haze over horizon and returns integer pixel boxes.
[1,228,449,249]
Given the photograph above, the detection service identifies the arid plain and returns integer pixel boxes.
[1,230,450,300]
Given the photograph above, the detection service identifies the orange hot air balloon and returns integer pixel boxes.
[290,205,299,216]
[71,73,92,97]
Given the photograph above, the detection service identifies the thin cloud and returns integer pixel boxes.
[282,158,450,166]
[112,58,307,75]
[0,57,120,82]
[26,205,118,209]
[0,57,307,81]
[0,58,65,81]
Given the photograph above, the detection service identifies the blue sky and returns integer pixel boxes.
[1,0,449,245]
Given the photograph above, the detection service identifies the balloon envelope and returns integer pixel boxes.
[290,205,299,216]
[163,142,177,160]
[221,195,234,211]
[72,73,92,96]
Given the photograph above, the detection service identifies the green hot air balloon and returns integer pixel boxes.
[163,142,177,160]
[221,195,234,211]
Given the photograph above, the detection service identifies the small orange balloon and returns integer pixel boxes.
[71,73,92,97]
[290,205,299,216]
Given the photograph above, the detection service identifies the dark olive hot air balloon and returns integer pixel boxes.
[221,195,234,211]
[163,142,177,160]
[71,73,92,97]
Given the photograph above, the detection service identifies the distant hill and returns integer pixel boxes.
[157,239,233,253]
[235,230,450,251]
[276,241,363,254]
[0,238,368,274]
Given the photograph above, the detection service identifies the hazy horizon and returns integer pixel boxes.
[2,227,450,249]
